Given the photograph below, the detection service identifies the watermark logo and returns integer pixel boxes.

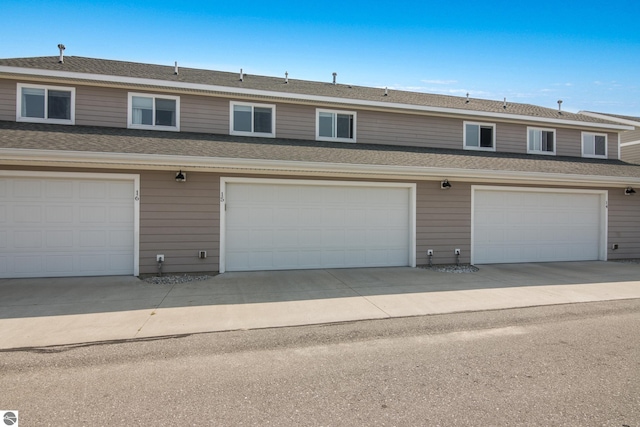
[1,411,18,427]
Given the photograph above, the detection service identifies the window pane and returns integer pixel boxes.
[48,90,71,120]
[583,134,595,155]
[254,107,272,134]
[542,131,554,152]
[336,114,353,139]
[22,87,45,118]
[233,105,252,132]
[155,98,176,127]
[319,112,334,137]
[595,135,606,156]
[480,126,493,148]
[465,124,479,147]
[132,96,153,125]
[529,129,541,151]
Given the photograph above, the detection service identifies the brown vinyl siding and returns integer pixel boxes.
[358,111,461,148]
[180,94,227,134]
[621,145,640,164]
[495,122,525,153]
[0,79,14,121]
[139,170,220,274]
[276,103,315,140]
[620,129,640,164]
[76,85,127,127]
[607,132,619,160]
[608,186,640,260]
[555,128,581,157]
[621,128,640,144]
[416,180,472,265]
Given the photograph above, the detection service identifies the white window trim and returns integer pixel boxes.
[127,92,180,132]
[581,131,608,159]
[16,83,76,125]
[230,101,276,138]
[463,121,496,152]
[526,126,556,155]
[315,108,357,143]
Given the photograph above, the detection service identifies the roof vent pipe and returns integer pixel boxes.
[240,68,244,82]
[285,71,288,84]
[466,93,470,104]
[332,72,337,85]
[557,100,563,113]
[384,87,388,96]
[174,61,179,75]
[503,97,507,109]
[57,44,66,63]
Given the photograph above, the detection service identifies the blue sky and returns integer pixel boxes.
[4,0,639,115]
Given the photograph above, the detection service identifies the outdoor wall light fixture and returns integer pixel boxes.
[175,170,186,182]
[625,187,636,196]
[441,179,452,189]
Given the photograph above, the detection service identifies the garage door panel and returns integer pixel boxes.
[14,179,42,198]
[46,180,74,197]
[47,230,73,247]
[14,230,41,248]
[80,230,107,248]
[44,256,74,273]
[473,189,603,264]
[225,182,411,271]
[14,205,41,223]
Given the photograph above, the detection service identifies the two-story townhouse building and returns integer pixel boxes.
[1,53,639,279]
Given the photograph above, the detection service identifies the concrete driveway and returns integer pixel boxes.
[1,261,639,350]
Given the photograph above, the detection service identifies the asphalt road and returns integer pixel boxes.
[2,299,640,426]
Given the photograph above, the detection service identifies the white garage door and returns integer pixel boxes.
[0,175,136,278]
[223,180,413,272]
[473,187,605,264]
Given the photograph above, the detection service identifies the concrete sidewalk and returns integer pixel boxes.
[1,261,639,350]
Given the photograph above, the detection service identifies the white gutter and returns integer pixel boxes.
[0,65,632,131]
[2,148,639,187]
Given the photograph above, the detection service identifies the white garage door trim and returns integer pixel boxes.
[471,185,608,265]
[220,177,416,273]
[0,170,140,277]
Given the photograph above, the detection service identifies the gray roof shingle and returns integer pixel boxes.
[0,56,622,125]
[1,121,639,180]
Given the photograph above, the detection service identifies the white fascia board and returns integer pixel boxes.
[1,65,632,131]
[2,147,640,187]
[579,111,640,127]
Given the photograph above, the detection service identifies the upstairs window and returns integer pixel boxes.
[527,127,556,155]
[128,93,179,131]
[582,132,607,158]
[17,83,75,124]
[317,109,356,143]
[464,122,495,151]
[230,101,275,137]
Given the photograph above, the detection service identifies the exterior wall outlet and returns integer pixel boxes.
[156,254,165,262]
[612,244,619,250]
[454,248,461,255]
[199,250,207,259]
[427,249,434,256]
